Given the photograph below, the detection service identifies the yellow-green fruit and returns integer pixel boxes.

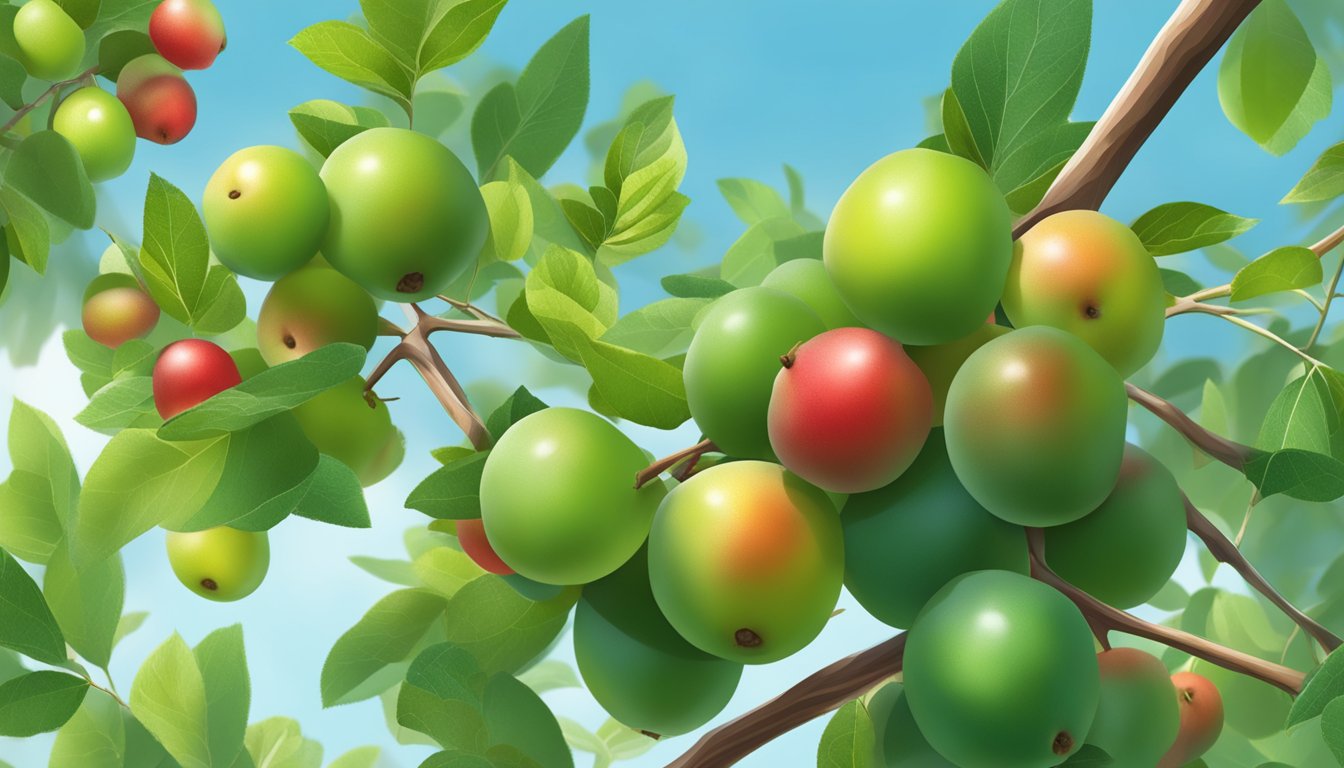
[944,326,1127,527]
[52,87,136,182]
[479,407,662,585]
[204,146,331,280]
[360,428,404,486]
[904,570,1099,768]
[292,376,394,485]
[683,287,825,459]
[1088,648,1179,768]
[648,461,843,664]
[867,683,955,767]
[823,148,1012,344]
[575,548,742,735]
[256,266,378,366]
[1004,210,1165,377]
[906,323,1009,427]
[14,0,84,81]
[81,273,159,348]
[165,527,269,601]
[760,259,861,329]
[1044,444,1186,608]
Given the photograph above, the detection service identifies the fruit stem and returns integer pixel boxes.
[1,65,100,135]
[634,439,717,489]
[779,341,803,369]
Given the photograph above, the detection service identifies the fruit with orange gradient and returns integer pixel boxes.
[1158,671,1224,768]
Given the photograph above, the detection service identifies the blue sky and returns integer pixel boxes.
[2,1,1342,766]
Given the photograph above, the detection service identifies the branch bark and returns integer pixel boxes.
[1125,382,1260,470]
[1,66,99,135]
[635,439,716,489]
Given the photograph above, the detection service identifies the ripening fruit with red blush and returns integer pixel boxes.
[456,518,513,575]
[117,54,197,144]
[149,0,227,70]
[768,327,932,493]
[152,339,241,419]
[82,274,160,348]
[1158,671,1224,768]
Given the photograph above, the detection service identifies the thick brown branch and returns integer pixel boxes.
[421,315,522,340]
[1,66,99,135]
[635,439,716,489]
[1126,382,1260,470]
[1013,0,1262,236]
[665,634,906,768]
[1184,495,1341,652]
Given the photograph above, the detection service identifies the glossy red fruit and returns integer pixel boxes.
[116,55,197,144]
[456,518,513,575]
[152,339,241,419]
[149,0,226,70]
[1158,672,1224,768]
[768,327,932,493]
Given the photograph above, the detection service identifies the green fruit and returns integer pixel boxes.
[1004,211,1165,377]
[683,287,825,459]
[904,570,1099,768]
[823,148,1012,344]
[81,273,159,348]
[360,428,404,486]
[944,326,1127,527]
[1089,648,1179,768]
[648,461,843,664]
[320,127,488,301]
[760,259,861,329]
[867,683,955,767]
[1044,444,1186,608]
[204,146,330,280]
[292,376,394,485]
[14,0,84,81]
[479,407,661,585]
[575,548,743,735]
[52,87,136,182]
[843,431,1027,629]
[256,266,378,366]
[906,323,1009,427]
[165,527,269,601]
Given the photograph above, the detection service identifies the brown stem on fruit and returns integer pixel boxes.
[671,451,704,483]
[780,341,804,369]
[1125,383,1260,470]
[635,439,717,489]
[1027,529,1304,695]
[641,730,663,741]
[665,633,907,768]
[1183,495,1342,652]
[1012,0,1262,236]
[1,66,100,135]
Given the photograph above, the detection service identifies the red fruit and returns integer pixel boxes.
[457,518,514,575]
[149,0,226,70]
[117,54,197,144]
[1158,671,1224,768]
[767,327,933,493]
[152,339,241,419]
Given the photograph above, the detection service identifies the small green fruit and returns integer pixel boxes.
[1088,648,1179,768]
[52,87,136,182]
[81,273,159,348]
[256,266,377,366]
[867,683,955,767]
[165,526,269,601]
[14,0,84,81]
[906,322,1009,427]
[759,259,861,329]
[291,377,394,485]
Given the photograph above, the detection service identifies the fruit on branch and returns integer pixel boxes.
[903,569,1100,768]
[13,0,84,81]
[52,87,137,182]
[81,273,160,348]
[647,461,843,664]
[906,321,1009,427]
[759,259,861,329]
[479,407,662,585]
[944,326,1127,527]
[292,376,396,485]
[575,548,742,735]
[842,431,1026,629]
[1004,210,1165,377]
[152,338,242,419]
[320,127,488,302]
[165,526,269,601]
[1191,659,1286,741]
[204,146,331,281]
[116,54,197,145]
[455,518,513,575]
[683,287,825,459]
[256,266,377,365]
[823,148,1012,345]
[866,683,955,767]
[359,427,404,487]
[149,0,226,70]
[1158,671,1223,768]
[1087,648,1179,768]
[768,327,932,493]
[1044,444,1186,608]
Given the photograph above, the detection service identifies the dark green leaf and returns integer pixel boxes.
[441,577,577,675]
[569,336,690,429]
[289,99,391,157]
[0,53,26,111]
[1159,268,1202,298]
[0,671,88,737]
[1131,203,1258,256]
[1,188,51,274]
[1323,697,1344,764]
[54,0,100,27]
[600,297,709,358]
[940,87,985,167]
[0,548,66,664]
[1244,448,1344,501]
[479,673,572,768]
[407,452,488,520]
[291,455,372,528]
[1058,745,1114,766]
[321,589,449,706]
[1289,648,1344,726]
[49,694,125,768]
[484,387,548,440]
[97,30,155,81]
[661,273,735,299]
[6,132,95,229]
[1229,246,1322,302]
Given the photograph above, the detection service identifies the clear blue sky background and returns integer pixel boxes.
[2,1,1342,766]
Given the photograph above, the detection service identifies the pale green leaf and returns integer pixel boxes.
[43,542,123,669]
[130,633,211,768]
[1130,202,1258,256]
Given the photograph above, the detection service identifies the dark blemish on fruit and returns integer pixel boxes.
[229,190,241,199]
[397,272,425,293]
[735,628,762,647]
[201,578,219,591]
[1052,731,1073,756]
[283,333,296,349]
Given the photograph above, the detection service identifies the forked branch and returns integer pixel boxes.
[1,66,99,135]
[1125,382,1259,470]
[635,439,717,489]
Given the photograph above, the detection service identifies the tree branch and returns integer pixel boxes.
[1125,382,1260,470]
[635,439,717,489]
[1,66,99,135]
[420,315,521,340]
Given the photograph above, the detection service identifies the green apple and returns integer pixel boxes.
[759,259,861,329]
[292,376,395,485]
[256,265,377,365]
[14,0,84,81]
[165,526,269,601]
[52,87,136,182]
[1088,648,1179,767]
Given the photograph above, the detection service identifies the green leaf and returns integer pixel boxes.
[600,297,709,358]
[661,273,735,299]
[413,546,484,598]
[561,198,606,251]
[1288,647,1344,726]
[351,556,420,587]
[1324,697,1344,765]
[289,21,414,113]
[43,543,123,669]
[516,660,580,694]
[596,718,656,761]
[1,187,51,274]
[0,671,88,737]
[97,29,156,81]
[328,746,381,768]
[114,611,148,650]
[290,455,372,529]
[441,577,577,675]
[1243,448,1344,501]
[484,387,548,440]
[720,217,806,286]
[243,717,323,768]
[1130,203,1258,256]
[84,0,157,41]
[479,673,572,768]
[49,694,125,768]
[397,643,488,751]
[54,0,100,27]
[717,178,789,225]
[479,177,534,263]
[1257,368,1337,457]
[522,245,617,359]
[419,0,508,72]
[130,633,211,768]
[0,400,79,564]
[0,547,66,664]
[321,588,449,707]
[1282,142,1344,204]
[0,53,26,111]
[1148,580,1189,611]
[75,376,158,433]
[407,452,488,520]
[288,99,391,158]
[940,87,985,168]
[1057,745,1114,766]
[471,16,589,179]
[193,625,250,768]
[359,0,436,65]
[1229,246,1322,302]
[5,131,96,229]
[568,335,690,429]
[158,343,367,440]
[816,699,876,768]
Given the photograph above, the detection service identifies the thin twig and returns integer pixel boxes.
[1307,246,1344,350]
[1125,383,1260,470]
[437,294,510,325]
[1217,314,1326,368]
[377,316,408,337]
[634,439,717,489]
[79,671,128,709]
[1,66,99,134]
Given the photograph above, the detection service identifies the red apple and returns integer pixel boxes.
[152,339,241,419]
[149,0,226,70]
[767,327,933,493]
[456,518,514,575]
[1158,671,1224,768]
[116,54,197,144]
